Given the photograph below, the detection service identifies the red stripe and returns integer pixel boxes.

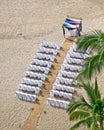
[69,22,79,25]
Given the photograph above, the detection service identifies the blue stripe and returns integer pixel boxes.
[65,19,80,24]
[63,23,76,30]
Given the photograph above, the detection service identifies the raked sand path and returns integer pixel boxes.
[22,38,74,130]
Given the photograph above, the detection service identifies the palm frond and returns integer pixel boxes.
[76,30,104,52]
[97,46,104,72]
[79,82,96,105]
[94,78,101,100]
[67,96,92,115]
[67,101,84,114]
[70,110,90,120]
[77,50,104,79]
[80,96,92,109]
[96,113,104,120]
[76,35,98,51]
[69,117,92,130]
[90,122,99,130]
[76,30,104,79]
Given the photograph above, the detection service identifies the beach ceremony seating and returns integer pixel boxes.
[32,59,52,68]
[18,84,41,94]
[64,56,85,66]
[69,44,91,54]
[37,47,58,56]
[56,77,78,86]
[21,77,43,87]
[41,41,60,50]
[50,90,72,100]
[15,91,37,102]
[53,83,75,93]
[58,70,79,79]
[15,41,61,103]
[28,65,50,74]
[34,53,55,62]
[61,64,82,72]
[47,43,90,109]
[25,71,46,81]
[47,98,69,109]
[67,51,89,59]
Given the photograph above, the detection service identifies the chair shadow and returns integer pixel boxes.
[45,78,50,83]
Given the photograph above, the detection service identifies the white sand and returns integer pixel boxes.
[0,0,104,130]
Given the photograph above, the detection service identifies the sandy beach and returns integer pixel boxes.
[0,0,104,130]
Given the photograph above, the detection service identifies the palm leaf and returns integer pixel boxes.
[96,113,104,120]
[67,98,92,114]
[69,117,92,130]
[94,78,101,99]
[67,101,84,114]
[77,52,104,79]
[76,30,104,52]
[76,30,104,79]
[80,96,92,109]
[97,46,104,72]
[70,110,90,120]
[90,122,99,130]
[79,82,96,105]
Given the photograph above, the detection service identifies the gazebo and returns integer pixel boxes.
[62,16,82,38]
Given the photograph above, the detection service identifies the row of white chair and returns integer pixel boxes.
[69,45,91,54]
[50,90,72,100]
[28,65,50,74]
[34,53,55,62]
[68,51,89,59]
[18,84,41,94]
[56,77,78,86]
[58,70,79,79]
[64,57,85,65]
[32,59,52,68]
[21,77,43,87]
[41,41,60,50]
[47,98,69,109]
[25,71,46,81]
[47,45,80,108]
[61,64,82,72]
[16,42,61,102]
[47,44,90,108]
[38,47,58,56]
[15,91,37,102]
[53,83,75,93]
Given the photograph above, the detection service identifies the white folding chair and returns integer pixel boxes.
[47,98,52,106]
[50,90,54,97]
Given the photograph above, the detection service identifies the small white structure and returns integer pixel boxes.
[62,17,82,37]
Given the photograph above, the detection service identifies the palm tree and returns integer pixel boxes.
[67,79,104,130]
[76,30,104,79]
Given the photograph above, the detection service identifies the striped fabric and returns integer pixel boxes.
[63,18,82,30]
[62,17,82,37]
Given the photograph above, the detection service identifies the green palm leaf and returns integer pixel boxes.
[77,51,104,79]
[67,101,84,114]
[69,117,92,130]
[70,110,90,120]
[80,96,92,109]
[67,98,92,114]
[76,30,104,51]
[94,78,101,100]
[76,30,104,79]
[68,79,104,130]
[79,82,96,105]
[90,122,99,130]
